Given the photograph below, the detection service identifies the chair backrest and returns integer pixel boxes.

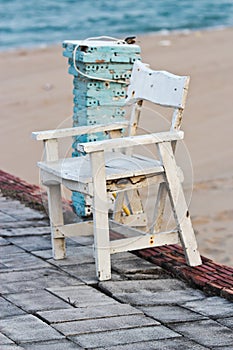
[126,60,190,132]
[32,60,190,162]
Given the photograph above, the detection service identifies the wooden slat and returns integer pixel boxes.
[40,170,93,195]
[110,230,179,254]
[107,174,164,193]
[126,60,189,108]
[47,184,66,259]
[55,221,93,238]
[150,182,167,234]
[121,213,148,227]
[127,101,143,138]
[32,121,129,141]
[158,141,202,266]
[38,152,164,183]
[77,131,184,153]
[113,192,126,222]
[171,77,189,131]
[110,219,146,237]
[44,139,59,161]
[91,151,111,280]
[38,156,92,183]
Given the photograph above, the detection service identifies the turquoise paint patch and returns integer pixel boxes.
[63,39,141,216]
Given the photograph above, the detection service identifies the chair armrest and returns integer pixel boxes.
[77,130,184,153]
[32,121,129,141]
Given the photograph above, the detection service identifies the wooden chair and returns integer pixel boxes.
[32,60,202,281]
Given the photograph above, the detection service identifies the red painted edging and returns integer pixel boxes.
[0,169,45,211]
[135,245,233,301]
[0,169,71,213]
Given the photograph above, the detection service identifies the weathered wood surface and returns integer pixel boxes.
[158,142,202,266]
[47,184,66,260]
[32,121,129,141]
[55,221,93,238]
[77,130,184,153]
[126,60,190,108]
[90,150,111,281]
[38,152,164,183]
[43,139,59,161]
[110,230,179,254]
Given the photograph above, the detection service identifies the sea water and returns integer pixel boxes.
[0,0,233,51]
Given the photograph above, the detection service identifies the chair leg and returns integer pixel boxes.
[158,142,202,266]
[151,182,167,233]
[126,189,148,230]
[90,151,111,281]
[47,184,66,259]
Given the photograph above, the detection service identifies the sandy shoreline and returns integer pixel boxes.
[0,27,232,265]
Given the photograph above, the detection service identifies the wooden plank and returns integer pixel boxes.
[171,76,189,131]
[55,221,93,238]
[41,171,93,196]
[127,101,143,138]
[110,230,179,254]
[107,174,164,192]
[150,182,167,234]
[113,192,125,222]
[77,131,184,153]
[38,153,164,183]
[47,184,66,260]
[44,139,59,161]
[106,164,163,180]
[90,151,111,280]
[109,220,148,238]
[126,60,189,108]
[121,213,148,227]
[158,142,202,266]
[171,108,183,132]
[32,122,129,141]
[116,101,143,218]
[62,179,93,196]
[38,156,92,183]
[124,189,144,215]
[40,170,61,186]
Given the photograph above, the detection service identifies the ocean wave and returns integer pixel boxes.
[0,0,233,51]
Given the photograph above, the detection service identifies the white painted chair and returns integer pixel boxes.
[32,60,202,281]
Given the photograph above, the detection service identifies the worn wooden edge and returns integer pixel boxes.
[32,121,129,141]
[78,130,184,153]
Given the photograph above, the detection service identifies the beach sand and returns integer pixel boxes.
[0,28,232,265]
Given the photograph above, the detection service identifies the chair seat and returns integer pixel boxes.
[38,152,164,184]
